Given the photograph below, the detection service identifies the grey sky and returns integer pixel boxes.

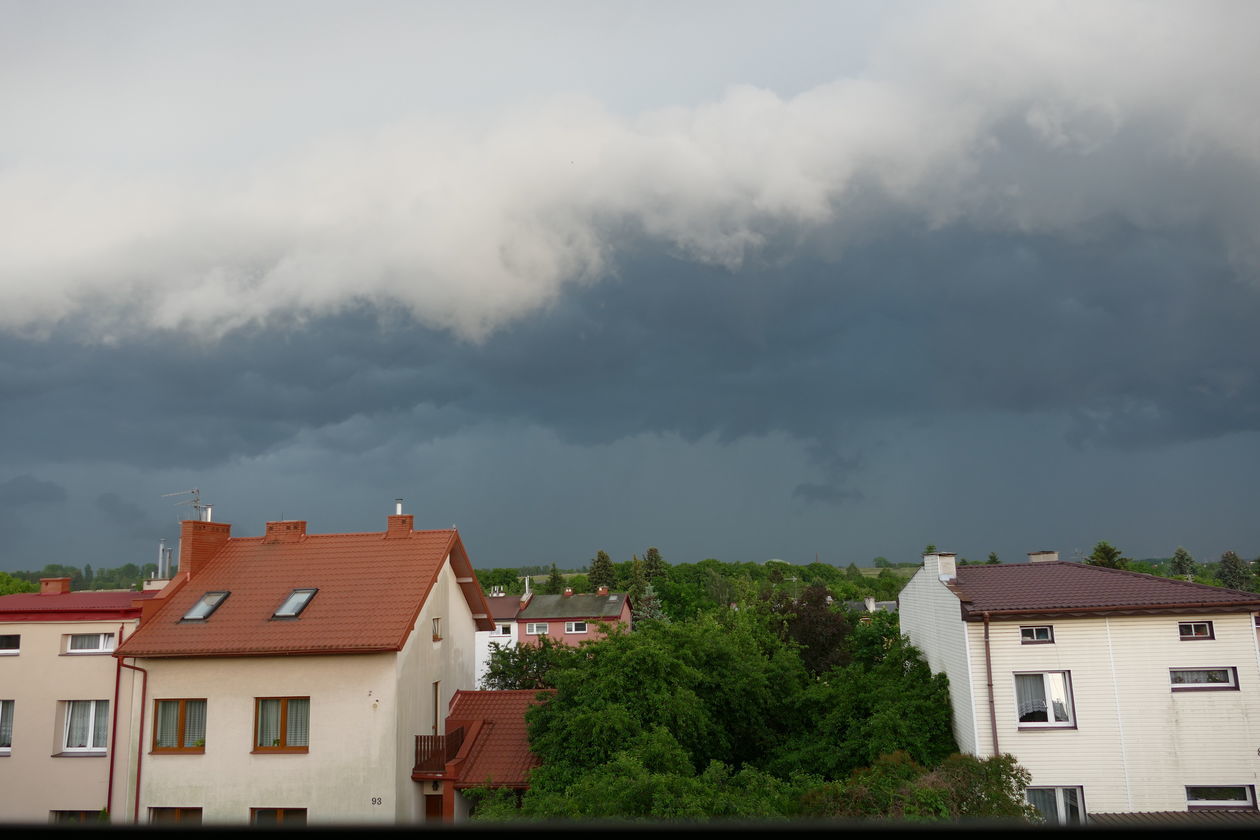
[1,1,1257,573]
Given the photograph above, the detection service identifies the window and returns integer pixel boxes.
[63,700,109,752]
[1015,672,1075,727]
[251,808,306,825]
[1179,621,1214,640]
[153,699,206,752]
[1020,625,1054,644]
[1170,667,1238,691]
[183,591,229,621]
[150,807,202,824]
[525,623,549,635]
[492,623,511,636]
[66,633,114,654]
[432,617,442,641]
[1027,787,1084,824]
[273,589,316,619]
[565,621,588,634]
[1,699,13,753]
[0,634,18,655]
[51,811,103,823]
[254,698,309,752]
[1186,786,1256,810]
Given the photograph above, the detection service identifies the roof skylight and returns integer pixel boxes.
[183,591,229,621]
[274,588,317,618]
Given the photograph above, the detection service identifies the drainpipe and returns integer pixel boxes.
[983,612,1000,756]
[106,624,125,817]
[119,659,148,824]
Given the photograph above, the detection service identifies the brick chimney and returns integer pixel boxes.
[596,585,609,597]
[179,519,232,578]
[1028,550,1059,563]
[264,520,307,544]
[563,587,573,597]
[39,577,72,595]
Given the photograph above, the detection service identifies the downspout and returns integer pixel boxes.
[983,612,1000,756]
[106,624,125,817]
[119,659,148,824]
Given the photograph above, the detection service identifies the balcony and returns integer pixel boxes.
[413,727,464,775]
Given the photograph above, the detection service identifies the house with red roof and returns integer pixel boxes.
[900,551,1260,825]
[0,577,158,823]
[108,503,494,826]
[412,688,551,821]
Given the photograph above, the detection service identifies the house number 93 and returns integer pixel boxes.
[371,797,383,806]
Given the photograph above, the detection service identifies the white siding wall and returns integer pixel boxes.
[899,562,979,754]
[969,611,1260,814]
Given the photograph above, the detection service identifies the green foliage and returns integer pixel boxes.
[761,583,853,676]
[588,550,616,590]
[479,636,579,690]
[1169,547,1196,578]
[1217,550,1252,591]
[873,556,892,568]
[478,567,525,596]
[543,563,565,595]
[1085,541,1130,570]
[986,552,1000,565]
[798,751,1036,822]
[0,571,37,595]
[642,546,667,582]
[633,583,670,625]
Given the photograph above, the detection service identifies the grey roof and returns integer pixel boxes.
[517,592,628,620]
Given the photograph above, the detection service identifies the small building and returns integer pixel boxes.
[0,578,157,823]
[515,587,632,647]
[899,550,1260,824]
[110,503,494,826]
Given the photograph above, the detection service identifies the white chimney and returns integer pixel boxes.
[864,596,876,612]
[1028,550,1059,563]
[927,552,957,582]
[202,504,213,522]
[395,498,404,515]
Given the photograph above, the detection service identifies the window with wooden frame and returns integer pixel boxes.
[432,617,442,641]
[1170,667,1238,691]
[150,807,203,824]
[153,699,207,753]
[1020,625,1054,644]
[254,697,309,752]
[1179,621,1215,640]
[251,808,307,825]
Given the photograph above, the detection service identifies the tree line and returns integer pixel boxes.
[0,562,160,595]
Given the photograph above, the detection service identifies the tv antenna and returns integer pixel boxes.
[162,488,213,521]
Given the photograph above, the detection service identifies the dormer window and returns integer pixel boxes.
[273,589,317,619]
[183,592,229,621]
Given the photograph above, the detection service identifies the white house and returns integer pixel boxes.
[899,551,1260,824]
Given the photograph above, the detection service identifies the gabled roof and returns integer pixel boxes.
[115,519,494,658]
[517,592,629,621]
[443,690,552,789]
[949,561,1260,620]
[0,589,156,622]
[486,594,524,621]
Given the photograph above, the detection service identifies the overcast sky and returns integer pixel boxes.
[2,0,1258,574]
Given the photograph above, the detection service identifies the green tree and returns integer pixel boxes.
[543,563,565,595]
[1217,550,1251,591]
[1085,541,1130,570]
[845,563,865,582]
[478,567,524,596]
[986,552,1000,565]
[627,554,647,603]
[922,545,937,555]
[1169,547,1196,579]
[588,550,616,590]
[0,572,37,595]
[873,556,892,568]
[762,583,853,676]
[643,547,667,582]
[479,636,578,690]
[632,583,670,625]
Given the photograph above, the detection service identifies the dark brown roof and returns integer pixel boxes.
[517,592,628,621]
[486,594,524,621]
[950,561,1260,620]
[1089,811,1260,826]
[116,525,493,657]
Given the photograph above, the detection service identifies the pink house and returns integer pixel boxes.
[515,586,632,646]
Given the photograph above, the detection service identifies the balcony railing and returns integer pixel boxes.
[414,727,464,773]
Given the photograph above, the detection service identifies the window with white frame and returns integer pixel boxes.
[1026,787,1084,824]
[1170,667,1238,691]
[63,700,109,752]
[1020,625,1054,644]
[1015,672,1075,726]
[1,699,13,753]
[492,623,511,636]
[525,623,549,635]
[0,634,18,655]
[565,621,588,634]
[1186,785,1256,810]
[66,633,114,654]
[1179,621,1214,640]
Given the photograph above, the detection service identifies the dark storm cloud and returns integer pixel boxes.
[0,474,67,507]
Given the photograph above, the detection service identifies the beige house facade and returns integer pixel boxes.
[900,552,1260,823]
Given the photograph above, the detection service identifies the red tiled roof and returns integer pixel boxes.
[115,524,493,657]
[951,561,1260,619]
[0,589,156,621]
[445,689,552,789]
